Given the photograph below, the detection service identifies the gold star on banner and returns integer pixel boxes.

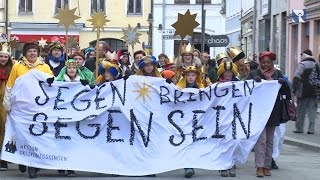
[38,37,47,48]
[8,39,19,49]
[87,10,110,32]
[132,79,154,103]
[121,24,142,50]
[54,8,80,31]
[171,9,200,40]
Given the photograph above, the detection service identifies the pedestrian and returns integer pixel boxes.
[0,43,13,171]
[158,53,170,72]
[70,52,95,85]
[246,51,290,177]
[292,49,317,134]
[118,49,132,77]
[3,42,53,178]
[44,41,66,76]
[84,47,96,61]
[176,66,204,178]
[84,41,110,72]
[96,61,122,85]
[216,61,238,177]
[55,59,87,84]
[207,58,218,83]
[136,55,162,77]
[131,50,146,74]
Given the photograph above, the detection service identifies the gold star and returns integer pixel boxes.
[38,37,47,48]
[132,79,154,103]
[54,8,80,31]
[121,24,142,50]
[87,10,110,32]
[171,9,200,39]
[8,39,19,49]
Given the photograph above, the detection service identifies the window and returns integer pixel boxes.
[55,0,69,14]
[19,0,32,13]
[91,0,105,13]
[196,0,211,4]
[127,0,142,15]
[175,0,190,4]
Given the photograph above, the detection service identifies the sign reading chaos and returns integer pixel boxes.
[1,70,281,176]
[206,35,230,47]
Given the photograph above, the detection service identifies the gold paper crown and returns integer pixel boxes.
[226,46,245,62]
[216,53,228,61]
[101,60,119,71]
[181,43,194,55]
[65,59,78,67]
[217,61,238,77]
[244,58,251,64]
[0,43,11,55]
[106,51,118,61]
[183,66,201,75]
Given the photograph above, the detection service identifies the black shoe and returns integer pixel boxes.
[293,130,303,134]
[271,159,279,169]
[184,168,194,178]
[28,167,38,178]
[307,132,314,134]
[19,164,27,173]
[0,161,8,171]
[146,174,156,177]
[67,170,76,177]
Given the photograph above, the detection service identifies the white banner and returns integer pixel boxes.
[1,70,281,175]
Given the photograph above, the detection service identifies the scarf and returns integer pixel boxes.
[22,57,41,68]
[48,53,66,63]
[259,65,275,80]
[0,66,8,84]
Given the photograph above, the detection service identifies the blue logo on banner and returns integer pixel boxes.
[292,9,307,23]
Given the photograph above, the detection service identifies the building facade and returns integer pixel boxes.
[287,0,320,79]
[240,0,254,59]
[7,0,151,57]
[0,0,6,41]
[225,0,241,49]
[153,0,225,59]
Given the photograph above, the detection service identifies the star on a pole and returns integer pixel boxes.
[171,9,200,40]
[38,37,47,48]
[54,8,80,31]
[121,24,142,50]
[87,10,110,32]
[132,79,154,103]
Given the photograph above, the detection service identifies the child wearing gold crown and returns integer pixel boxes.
[0,43,13,171]
[175,43,202,83]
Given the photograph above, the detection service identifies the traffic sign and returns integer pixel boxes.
[206,35,230,47]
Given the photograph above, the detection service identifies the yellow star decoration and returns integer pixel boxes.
[54,8,80,31]
[87,10,110,32]
[121,24,142,50]
[38,37,47,48]
[132,79,154,103]
[171,9,200,40]
[8,39,19,49]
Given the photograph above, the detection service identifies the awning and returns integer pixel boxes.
[10,34,79,43]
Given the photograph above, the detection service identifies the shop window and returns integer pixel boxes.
[19,0,33,14]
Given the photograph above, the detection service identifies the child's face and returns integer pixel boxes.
[104,71,115,81]
[67,66,77,79]
[186,72,197,84]
[144,64,154,74]
[222,71,233,82]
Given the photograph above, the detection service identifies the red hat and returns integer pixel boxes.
[259,51,276,61]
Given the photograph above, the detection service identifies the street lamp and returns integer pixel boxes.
[147,13,154,55]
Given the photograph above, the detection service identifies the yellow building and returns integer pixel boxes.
[7,0,151,57]
[0,0,6,41]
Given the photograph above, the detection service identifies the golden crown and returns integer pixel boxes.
[106,51,118,61]
[226,46,245,62]
[180,43,194,55]
[215,53,228,61]
[65,59,78,67]
[0,43,10,55]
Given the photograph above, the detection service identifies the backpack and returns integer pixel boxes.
[301,67,316,97]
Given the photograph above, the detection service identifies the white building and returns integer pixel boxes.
[153,0,226,59]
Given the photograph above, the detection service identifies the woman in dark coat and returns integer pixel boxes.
[246,51,290,178]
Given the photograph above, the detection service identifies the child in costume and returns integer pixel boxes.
[175,66,203,178]
[96,61,122,85]
[136,55,162,77]
[0,43,13,171]
[118,49,132,76]
[56,59,86,84]
[131,50,146,74]
[71,52,95,85]
[44,41,66,76]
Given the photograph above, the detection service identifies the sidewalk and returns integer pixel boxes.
[284,113,320,152]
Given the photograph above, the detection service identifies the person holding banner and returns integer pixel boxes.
[216,61,238,177]
[246,51,290,178]
[71,52,95,85]
[136,55,162,77]
[175,66,203,178]
[3,42,53,178]
[96,61,122,85]
[0,43,13,171]
[131,50,146,74]
[44,41,66,77]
